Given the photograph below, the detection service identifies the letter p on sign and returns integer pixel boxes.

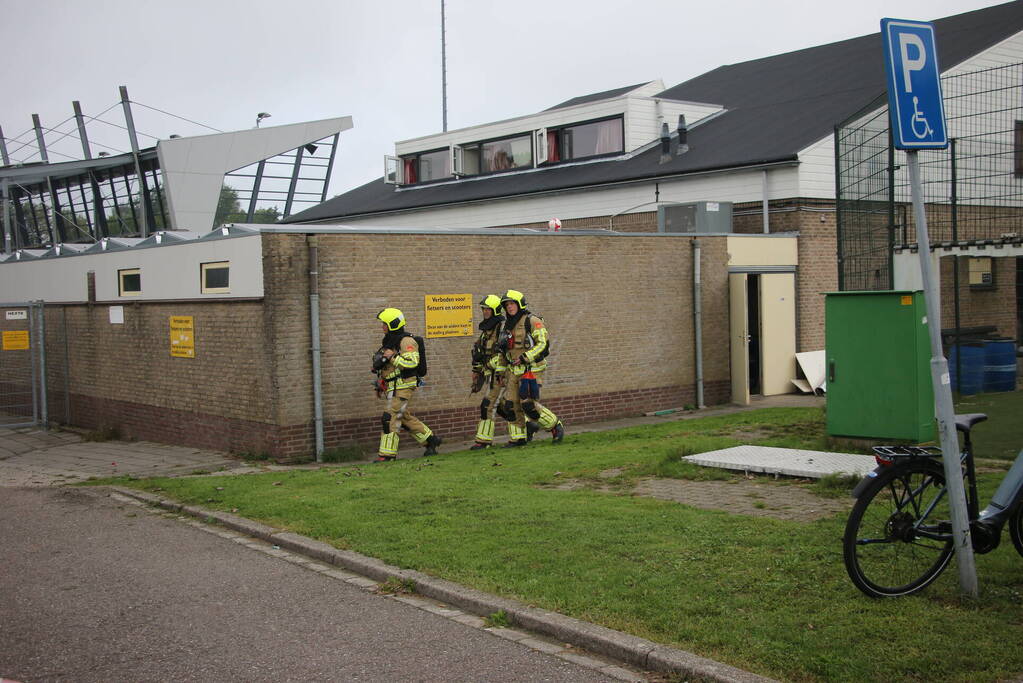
[899,32,926,93]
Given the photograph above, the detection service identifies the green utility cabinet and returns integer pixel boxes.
[825,290,935,442]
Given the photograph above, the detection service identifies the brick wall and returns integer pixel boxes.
[14,232,736,461]
[262,232,732,458]
[38,301,276,453]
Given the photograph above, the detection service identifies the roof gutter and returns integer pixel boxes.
[293,158,799,225]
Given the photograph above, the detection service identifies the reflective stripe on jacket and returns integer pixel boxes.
[383,336,420,390]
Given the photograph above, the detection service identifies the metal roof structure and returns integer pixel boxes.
[1,87,352,252]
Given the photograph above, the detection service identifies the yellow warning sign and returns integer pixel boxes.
[901,295,913,306]
[169,316,195,358]
[424,294,473,338]
[2,330,29,350]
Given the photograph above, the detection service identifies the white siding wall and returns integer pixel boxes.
[336,166,798,230]
[396,99,632,156]
[945,29,1023,75]
[0,236,264,303]
[396,85,722,157]
[626,98,724,152]
[796,135,836,199]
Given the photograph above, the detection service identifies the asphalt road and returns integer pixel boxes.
[1,487,615,682]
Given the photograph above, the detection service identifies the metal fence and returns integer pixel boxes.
[0,301,45,427]
[836,62,1022,394]
[836,61,1023,290]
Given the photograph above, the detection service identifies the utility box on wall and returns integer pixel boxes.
[825,290,936,443]
[658,201,733,233]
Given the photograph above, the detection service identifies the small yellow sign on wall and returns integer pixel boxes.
[169,316,195,358]
[2,330,30,350]
[424,294,473,338]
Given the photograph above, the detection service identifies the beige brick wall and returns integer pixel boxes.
[51,302,273,421]
[261,232,731,431]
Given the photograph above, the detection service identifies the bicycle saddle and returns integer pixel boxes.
[954,413,988,433]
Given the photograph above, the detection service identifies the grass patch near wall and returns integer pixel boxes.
[956,389,1023,460]
[118,406,1023,682]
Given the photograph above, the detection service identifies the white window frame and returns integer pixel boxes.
[118,268,141,297]
[201,261,231,294]
[451,145,463,176]
[384,155,404,185]
[534,128,548,166]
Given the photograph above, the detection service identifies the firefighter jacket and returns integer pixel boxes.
[472,317,507,376]
[502,310,549,376]
[380,333,421,391]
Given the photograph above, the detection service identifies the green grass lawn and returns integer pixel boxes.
[114,406,1023,682]
[956,389,1023,460]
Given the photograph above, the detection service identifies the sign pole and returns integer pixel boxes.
[906,150,978,597]
[882,17,977,597]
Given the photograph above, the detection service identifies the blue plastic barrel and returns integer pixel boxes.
[948,343,985,395]
[983,339,1017,392]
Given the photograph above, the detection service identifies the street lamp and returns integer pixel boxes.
[256,112,271,128]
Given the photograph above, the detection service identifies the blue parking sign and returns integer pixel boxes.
[881,18,949,150]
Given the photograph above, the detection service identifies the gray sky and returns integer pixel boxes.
[0,0,1009,202]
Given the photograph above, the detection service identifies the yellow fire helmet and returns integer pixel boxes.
[479,294,503,315]
[501,289,526,308]
[377,307,406,331]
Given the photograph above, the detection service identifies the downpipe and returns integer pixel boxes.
[692,239,705,408]
[308,235,324,461]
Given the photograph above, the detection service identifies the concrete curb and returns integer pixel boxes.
[112,486,775,683]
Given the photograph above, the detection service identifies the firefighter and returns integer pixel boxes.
[498,290,564,447]
[372,308,441,461]
[469,294,509,450]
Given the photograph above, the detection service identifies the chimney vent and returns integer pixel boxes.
[676,115,689,156]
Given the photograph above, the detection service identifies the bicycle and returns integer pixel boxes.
[843,413,1023,598]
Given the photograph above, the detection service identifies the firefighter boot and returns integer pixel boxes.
[423,434,442,457]
[551,422,565,443]
[525,421,539,442]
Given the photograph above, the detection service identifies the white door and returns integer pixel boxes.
[759,273,797,396]
[729,273,750,405]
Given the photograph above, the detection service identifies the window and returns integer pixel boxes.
[118,268,141,296]
[394,148,453,185]
[968,256,994,289]
[543,116,624,164]
[455,134,533,177]
[201,261,230,294]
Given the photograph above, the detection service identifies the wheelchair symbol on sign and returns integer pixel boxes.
[911,96,934,139]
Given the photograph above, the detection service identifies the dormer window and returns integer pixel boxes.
[385,114,624,186]
[544,116,624,164]
[457,133,534,176]
[399,147,453,184]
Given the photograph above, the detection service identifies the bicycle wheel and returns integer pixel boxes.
[843,459,954,598]
[1010,502,1023,558]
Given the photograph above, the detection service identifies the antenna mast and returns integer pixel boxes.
[441,0,448,132]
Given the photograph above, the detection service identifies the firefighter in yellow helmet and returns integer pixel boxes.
[372,308,441,461]
[469,295,509,450]
[498,290,564,447]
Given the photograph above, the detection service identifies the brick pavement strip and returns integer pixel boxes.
[111,485,780,683]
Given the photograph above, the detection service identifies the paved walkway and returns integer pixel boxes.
[0,394,826,487]
[0,427,245,487]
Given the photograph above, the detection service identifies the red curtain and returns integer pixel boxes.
[403,158,417,184]
[547,131,560,163]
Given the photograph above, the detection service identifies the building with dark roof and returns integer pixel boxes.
[285,2,1023,372]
